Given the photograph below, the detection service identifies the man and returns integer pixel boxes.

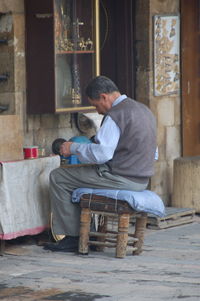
[44,76,157,252]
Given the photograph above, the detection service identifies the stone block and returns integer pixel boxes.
[41,114,59,129]
[166,159,174,198]
[14,55,25,92]
[0,92,15,114]
[174,96,181,126]
[166,126,181,160]
[135,0,150,15]
[27,115,41,131]
[135,39,150,71]
[135,2,150,71]
[0,13,13,34]
[150,0,179,14]
[0,115,24,161]
[0,0,24,13]
[135,70,150,105]
[149,97,158,117]
[24,130,34,147]
[156,125,166,161]
[0,52,14,93]
[13,13,25,53]
[58,114,71,128]
[15,92,24,116]
[33,128,58,155]
[151,161,169,196]
[12,14,25,92]
[157,98,174,126]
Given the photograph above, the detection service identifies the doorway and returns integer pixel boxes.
[181,0,200,156]
[100,0,136,98]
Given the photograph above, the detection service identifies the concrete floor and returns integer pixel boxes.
[0,216,200,301]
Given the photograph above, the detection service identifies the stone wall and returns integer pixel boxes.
[0,0,181,203]
[135,0,181,204]
[0,0,99,156]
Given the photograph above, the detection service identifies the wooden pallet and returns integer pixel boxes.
[147,207,196,229]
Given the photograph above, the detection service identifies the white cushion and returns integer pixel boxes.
[72,188,165,217]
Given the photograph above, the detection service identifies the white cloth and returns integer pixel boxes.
[0,155,60,240]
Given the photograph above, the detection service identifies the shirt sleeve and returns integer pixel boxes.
[70,116,120,164]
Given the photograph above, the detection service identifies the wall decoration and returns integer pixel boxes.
[153,15,180,96]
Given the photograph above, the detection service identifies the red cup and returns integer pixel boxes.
[23,146,39,159]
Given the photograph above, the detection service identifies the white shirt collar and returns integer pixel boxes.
[112,94,127,107]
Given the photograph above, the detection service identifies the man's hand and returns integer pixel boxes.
[60,141,73,157]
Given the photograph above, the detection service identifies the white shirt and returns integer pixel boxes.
[70,94,127,164]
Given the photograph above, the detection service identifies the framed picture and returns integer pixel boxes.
[153,14,180,96]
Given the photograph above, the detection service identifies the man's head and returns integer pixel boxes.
[85,76,121,114]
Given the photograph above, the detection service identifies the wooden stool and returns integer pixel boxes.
[79,194,147,258]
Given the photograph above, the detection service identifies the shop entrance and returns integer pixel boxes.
[181,0,200,156]
[100,0,136,98]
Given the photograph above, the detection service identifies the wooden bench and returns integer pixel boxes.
[78,194,147,258]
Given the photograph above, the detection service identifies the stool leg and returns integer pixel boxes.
[133,213,147,255]
[79,208,91,255]
[96,215,108,251]
[116,213,130,258]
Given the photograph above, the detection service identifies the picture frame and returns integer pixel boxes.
[153,14,180,96]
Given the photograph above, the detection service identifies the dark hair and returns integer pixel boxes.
[85,76,120,100]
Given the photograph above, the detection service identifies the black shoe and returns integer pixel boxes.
[43,236,79,252]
